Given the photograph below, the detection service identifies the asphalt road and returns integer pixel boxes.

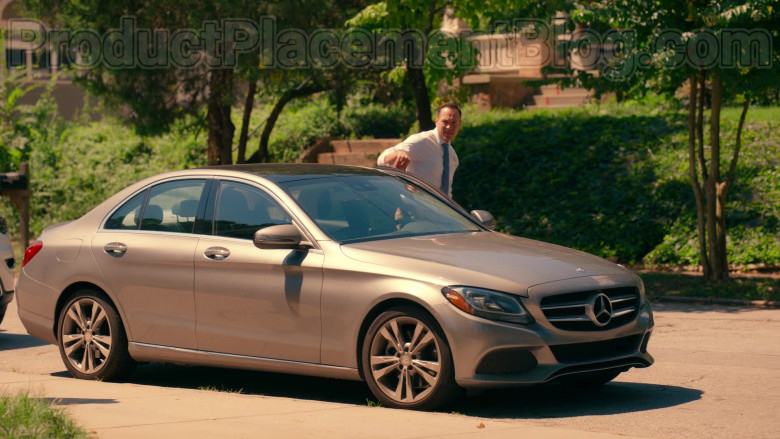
[1,300,779,438]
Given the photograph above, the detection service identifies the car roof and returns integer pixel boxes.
[200,163,385,183]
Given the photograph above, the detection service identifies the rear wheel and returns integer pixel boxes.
[0,304,6,326]
[57,290,136,381]
[362,307,459,410]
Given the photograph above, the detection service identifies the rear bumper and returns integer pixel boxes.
[13,269,59,344]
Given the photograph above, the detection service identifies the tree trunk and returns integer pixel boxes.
[247,77,326,163]
[237,80,257,164]
[405,0,437,132]
[206,69,235,166]
[407,66,434,131]
[707,73,727,280]
[687,73,710,279]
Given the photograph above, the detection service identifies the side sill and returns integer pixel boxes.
[128,342,363,382]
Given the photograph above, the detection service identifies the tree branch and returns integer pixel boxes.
[687,72,710,279]
[696,69,708,181]
[247,76,328,163]
[236,80,257,164]
[724,98,749,192]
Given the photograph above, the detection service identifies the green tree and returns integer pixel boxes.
[21,0,367,165]
[560,0,779,280]
[244,1,370,163]
[22,0,257,165]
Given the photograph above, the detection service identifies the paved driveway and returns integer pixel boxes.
[1,301,778,438]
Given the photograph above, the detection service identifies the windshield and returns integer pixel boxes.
[281,174,481,243]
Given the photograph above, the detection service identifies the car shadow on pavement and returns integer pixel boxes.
[126,363,701,417]
[456,381,702,418]
[0,331,50,350]
[46,397,118,406]
[129,363,373,405]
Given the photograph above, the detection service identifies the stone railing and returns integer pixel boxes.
[468,33,552,77]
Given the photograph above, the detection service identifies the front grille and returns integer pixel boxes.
[549,334,644,363]
[540,286,640,331]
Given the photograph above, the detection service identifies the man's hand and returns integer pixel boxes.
[385,151,411,170]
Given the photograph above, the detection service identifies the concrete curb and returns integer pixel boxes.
[649,295,779,309]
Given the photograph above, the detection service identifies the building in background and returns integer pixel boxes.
[1,0,89,120]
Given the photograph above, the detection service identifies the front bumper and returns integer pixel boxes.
[436,294,654,389]
[0,289,12,307]
[0,272,13,307]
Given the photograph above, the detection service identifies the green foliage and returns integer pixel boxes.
[249,97,415,162]
[0,67,62,173]
[2,93,775,270]
[264,99,341,162]
[340,103,416,139]
[452,101,779,266]
[640,272,780,301]
[0,392,87,438]
[1,116,206,237]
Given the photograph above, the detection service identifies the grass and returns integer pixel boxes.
[721,105,780,122]
[197,385,244,394]
[639,272,780,302]
[365,398,383,407]
[0,392,87,438]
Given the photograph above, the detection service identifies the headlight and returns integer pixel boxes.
[442,286,534,325]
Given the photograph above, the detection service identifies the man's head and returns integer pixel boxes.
[436,103,461,143]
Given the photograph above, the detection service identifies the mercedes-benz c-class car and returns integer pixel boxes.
[16,164,653,410]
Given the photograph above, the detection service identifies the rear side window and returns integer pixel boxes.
[105,191,147,230]
[105,180,206,233]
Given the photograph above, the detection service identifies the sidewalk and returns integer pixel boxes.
[0,370,639,439]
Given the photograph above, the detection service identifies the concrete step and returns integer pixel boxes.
[538,84,591,97]
[331,139,401,153]
[530,94,591,107]
[525,104,585,111]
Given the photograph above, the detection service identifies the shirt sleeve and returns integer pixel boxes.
[376,141,411,166]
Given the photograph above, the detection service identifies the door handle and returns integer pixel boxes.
[104,242,127,257]
[204,247,230,260]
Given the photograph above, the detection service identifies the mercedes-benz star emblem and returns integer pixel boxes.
[588,293,613,327]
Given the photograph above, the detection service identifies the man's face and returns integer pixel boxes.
[436,107,461,143]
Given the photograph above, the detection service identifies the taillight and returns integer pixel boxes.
[22,241,43,267]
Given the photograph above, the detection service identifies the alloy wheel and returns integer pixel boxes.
[60,297,113,375]
[368,315,443,404]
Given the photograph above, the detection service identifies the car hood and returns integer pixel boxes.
[339,231,630,296]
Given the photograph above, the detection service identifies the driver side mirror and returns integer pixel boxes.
[470,210,496,230]
[253,224,310,250]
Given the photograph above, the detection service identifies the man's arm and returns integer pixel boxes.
[377,144,411,170]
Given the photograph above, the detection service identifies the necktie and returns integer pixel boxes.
[441,143,450,195]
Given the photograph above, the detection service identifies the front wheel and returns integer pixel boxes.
[57,290,136,381]
[362,307,459,410]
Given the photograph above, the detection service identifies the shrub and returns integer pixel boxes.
[452,103,779,266]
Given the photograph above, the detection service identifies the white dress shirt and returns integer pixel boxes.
[376,128,459,197]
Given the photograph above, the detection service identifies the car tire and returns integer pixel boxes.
[362,306,459,410]
[0,304,6,326]
[57,290,136,381]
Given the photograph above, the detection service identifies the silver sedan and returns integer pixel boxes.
[16,164,653,410]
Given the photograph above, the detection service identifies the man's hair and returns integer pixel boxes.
[437,103,461,118]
